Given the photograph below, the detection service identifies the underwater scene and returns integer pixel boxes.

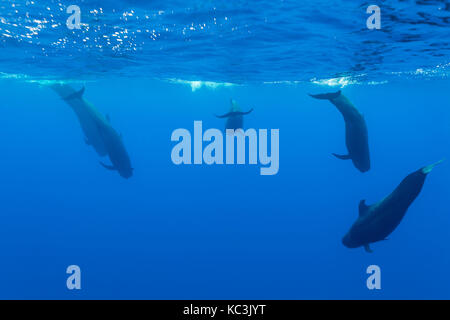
[0,0,449,299]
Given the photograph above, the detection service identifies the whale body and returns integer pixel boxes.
[51,84,133,179]
[215,99,253,131]
[309,90,370,173]
[95,117,133,179]
[51,84,108,157]
[342,160,443,252]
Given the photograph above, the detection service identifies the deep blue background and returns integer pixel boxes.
[0,78,448,299]
[0,0,449,299]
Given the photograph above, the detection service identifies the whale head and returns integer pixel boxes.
[119,167,134,179]
[352,152,371,173]
[355,161,370,173]
[114,150,133,179]
[342,232,360,249]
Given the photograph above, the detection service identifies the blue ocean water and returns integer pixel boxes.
[0,0,449,299]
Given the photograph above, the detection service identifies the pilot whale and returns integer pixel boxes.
[342,160,444,253]
[215,99,253,131]
[309,90,370,173]
[95,116,133,179]
[51,84,108,157]
[51,84,133,179]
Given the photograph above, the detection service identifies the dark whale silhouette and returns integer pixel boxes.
[215,99,253,131]
[342,160,444,253]
[51,84,133,179]
[309,90,370,172]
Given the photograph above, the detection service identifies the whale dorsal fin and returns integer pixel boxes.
[359,200,370,217]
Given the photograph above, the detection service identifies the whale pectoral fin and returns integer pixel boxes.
[332,153,351,160]
[359,200,370,217]
[364,244,373,253]
[64,86,85,101]
[99,161,116,171]
[106,114,111,123]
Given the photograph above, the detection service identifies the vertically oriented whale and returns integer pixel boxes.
[342,160,444,253]
[309,90,370,172]
[215,99,253,131]
[51,84,133,179]
[51,84,108,157]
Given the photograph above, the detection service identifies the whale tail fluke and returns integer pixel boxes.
[215,109,253,118]
[422,159,445,174]
[309,90,341,100]
[215,112,233,119]
[64,86,85,101]
[236,108,253,116]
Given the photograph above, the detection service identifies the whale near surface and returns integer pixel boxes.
[215,99,253,131]
[309,90,370,173]
[342,160,444,252]
[51,84,133,179]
